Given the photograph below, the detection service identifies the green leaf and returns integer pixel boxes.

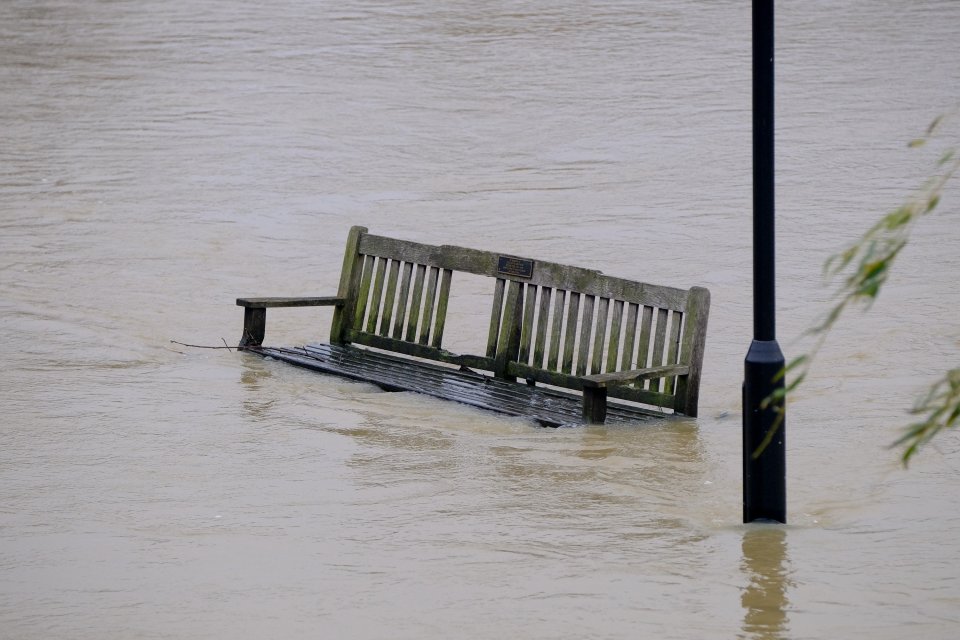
[944,405,960,428]
[771,356,807,383]
[884,207,913,229]
[908,138,926,148]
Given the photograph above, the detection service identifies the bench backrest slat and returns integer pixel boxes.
[335,227,709,416]
[547,289,565,371]
[663,310,684,395]
[486,278,506,359]
[518,284,537,365]
[606,299,624,372]
[364,257,387,334]
[533,286,552,368]
[431,268,453,349]
[405,264,427,343]
[379,258,400,336]
[561,292,580,374]
[418,266,441,346]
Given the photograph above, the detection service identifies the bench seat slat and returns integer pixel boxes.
[253,343,664,427]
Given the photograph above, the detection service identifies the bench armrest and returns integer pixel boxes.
[237,296,345,308]
[581,364,689,389]
[237,296,346,348]
[580,364,689,424]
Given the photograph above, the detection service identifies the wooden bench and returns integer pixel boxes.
[236,226,710,426]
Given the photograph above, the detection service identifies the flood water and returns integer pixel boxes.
[3,1,960,638]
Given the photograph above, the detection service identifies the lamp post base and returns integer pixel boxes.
[743,339,786,524]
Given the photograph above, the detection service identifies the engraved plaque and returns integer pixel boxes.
[497,255,534,279]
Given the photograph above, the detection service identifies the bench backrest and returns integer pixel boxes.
[330,226,709,416]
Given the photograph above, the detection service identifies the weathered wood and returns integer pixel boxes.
[561,292,580,374]
[663,310,683,395]
[366,257,388,334]
[431,269,452,349]
[237,297,345,308]
[253,343,660,427]
[650,307,669,391]
[582,364,690,388]
[606,299,624,373]
[494,280,524,380]
[507,362,674,409]
[582,386,607,424]
[405,263,427,342]
[621,302,639,371]
[239,307,266,348]
[345,329,494,371]
[237,227,710,423]
[518,284,537,365]
[392,261,414,340]
[576,294,595,377]
[673,286,710,416]
[636,305,653,369]
[354,255,376,327]
[330,226,367,344]
[419,266,440,345]
[359,233,690,310]
[379,259,400,337]
[592,297,609,375]
[533,286,552,369]
[486,278,506,359]
[547,289,566,371]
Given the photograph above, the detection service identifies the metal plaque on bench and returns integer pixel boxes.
[497,256,534,279]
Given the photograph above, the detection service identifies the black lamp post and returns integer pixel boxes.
[743,0,786,524]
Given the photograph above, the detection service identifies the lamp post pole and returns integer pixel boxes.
[743,0,786,524]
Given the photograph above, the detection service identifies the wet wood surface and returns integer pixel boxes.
[237,225,710,422]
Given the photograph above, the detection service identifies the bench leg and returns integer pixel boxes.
[582,387,607,424]
[239,307,266,349]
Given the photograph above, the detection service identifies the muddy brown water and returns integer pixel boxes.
[2,1,960,638]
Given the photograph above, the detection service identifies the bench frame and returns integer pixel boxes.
[237,226,709,423]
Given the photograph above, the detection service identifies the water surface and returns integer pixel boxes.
[2,1,960,638]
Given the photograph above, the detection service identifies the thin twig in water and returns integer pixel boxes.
[170,340,246,350]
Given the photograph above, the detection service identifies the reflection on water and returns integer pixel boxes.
[741,526,791,639]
